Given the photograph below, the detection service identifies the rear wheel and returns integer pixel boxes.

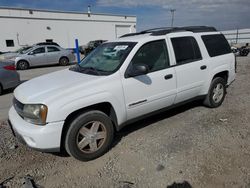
[17,60,29,70]
[65,110,114,161]
[59,57,69,66]
[203,77,226,108]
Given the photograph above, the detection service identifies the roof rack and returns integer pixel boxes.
[120,26,217,38]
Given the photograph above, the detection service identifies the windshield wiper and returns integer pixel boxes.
[79,66,102,75]
[70,64,111,75]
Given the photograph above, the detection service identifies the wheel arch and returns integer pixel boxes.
[212,70,229,83]
[59,56,69,61]
[60,102,118,150]
[16,59,30,67]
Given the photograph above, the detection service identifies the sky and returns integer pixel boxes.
[0,0,249,31]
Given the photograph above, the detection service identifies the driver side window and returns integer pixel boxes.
[32,47,45,55]
[131,40,170,73]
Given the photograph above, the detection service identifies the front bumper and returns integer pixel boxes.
[8,106,64,152]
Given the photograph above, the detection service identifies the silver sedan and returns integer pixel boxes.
[13,45,75,70]
[0,61,20,95]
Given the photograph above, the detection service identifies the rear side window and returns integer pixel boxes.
[47,46,60,52]
[171,37,202,64]
[202,34,231,57]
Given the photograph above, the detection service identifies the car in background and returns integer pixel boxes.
[231,46,249,57]
[80,40,106,55]
[239,46,249,56]
[0,46,32,60]
[13,45,75,70]
[0,61,20,95]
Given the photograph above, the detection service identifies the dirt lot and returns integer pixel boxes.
[0,57,250,188]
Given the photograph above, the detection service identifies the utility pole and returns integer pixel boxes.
[170,9,176,28]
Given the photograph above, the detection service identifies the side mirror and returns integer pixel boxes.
[127,63,149,77]
[28,51,34,55]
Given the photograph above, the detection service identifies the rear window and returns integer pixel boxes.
[202,34,231,57]
[171,37,202,64]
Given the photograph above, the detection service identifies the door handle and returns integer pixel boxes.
[164,74,173,80]
[200,65,207,70]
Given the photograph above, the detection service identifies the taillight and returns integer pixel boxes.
[3,65,16,71]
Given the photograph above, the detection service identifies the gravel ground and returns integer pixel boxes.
[0,56,250,188]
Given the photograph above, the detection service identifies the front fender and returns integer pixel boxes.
[46,92,126,126]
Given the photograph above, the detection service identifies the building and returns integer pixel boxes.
[221,28,250,45]
[0,7,136,51]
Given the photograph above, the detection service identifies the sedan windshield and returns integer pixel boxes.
[75,42,137,75]
[15,46,32,54]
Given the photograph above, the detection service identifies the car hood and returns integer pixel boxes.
[14,69,103,104]
[2,52,19,60]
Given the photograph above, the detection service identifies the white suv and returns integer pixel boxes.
[9,26,236,161]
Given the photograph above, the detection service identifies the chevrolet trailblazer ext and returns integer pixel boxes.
[9,26,236,161]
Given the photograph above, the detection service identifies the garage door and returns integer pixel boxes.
[115,25,131,38]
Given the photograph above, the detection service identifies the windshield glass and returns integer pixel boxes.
[16,46,32,54]
[75,42,137,75]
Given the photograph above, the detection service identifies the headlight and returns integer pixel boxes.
[23,104,48,125]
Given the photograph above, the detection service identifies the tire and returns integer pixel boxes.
[65,110,114,161]
[59,57,69,66]
[17,60,29,70]
[203,77,226,108]
[0,84,2,95]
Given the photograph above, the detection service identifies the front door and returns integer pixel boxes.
[122,40,177,120]
[28,47,46,66]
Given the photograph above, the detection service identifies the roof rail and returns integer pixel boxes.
[120,26,217,38]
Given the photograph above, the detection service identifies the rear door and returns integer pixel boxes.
[46,46,61,64]
[121,39,177,120]
[170,36,209,103]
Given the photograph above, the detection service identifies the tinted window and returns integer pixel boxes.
[202,34,231,57]
[47,46,60,52]
[171,37,202,64]
[131,40,170,72]
[6,40,14,47]
[32,47,45,54]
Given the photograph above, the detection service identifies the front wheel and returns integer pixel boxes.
[203,77,226,108]
[65,111,114,161]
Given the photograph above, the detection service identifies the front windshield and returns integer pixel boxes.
[16,46,32,54]
[76,42,137,75]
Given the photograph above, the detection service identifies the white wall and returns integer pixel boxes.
[0,7,136,51]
